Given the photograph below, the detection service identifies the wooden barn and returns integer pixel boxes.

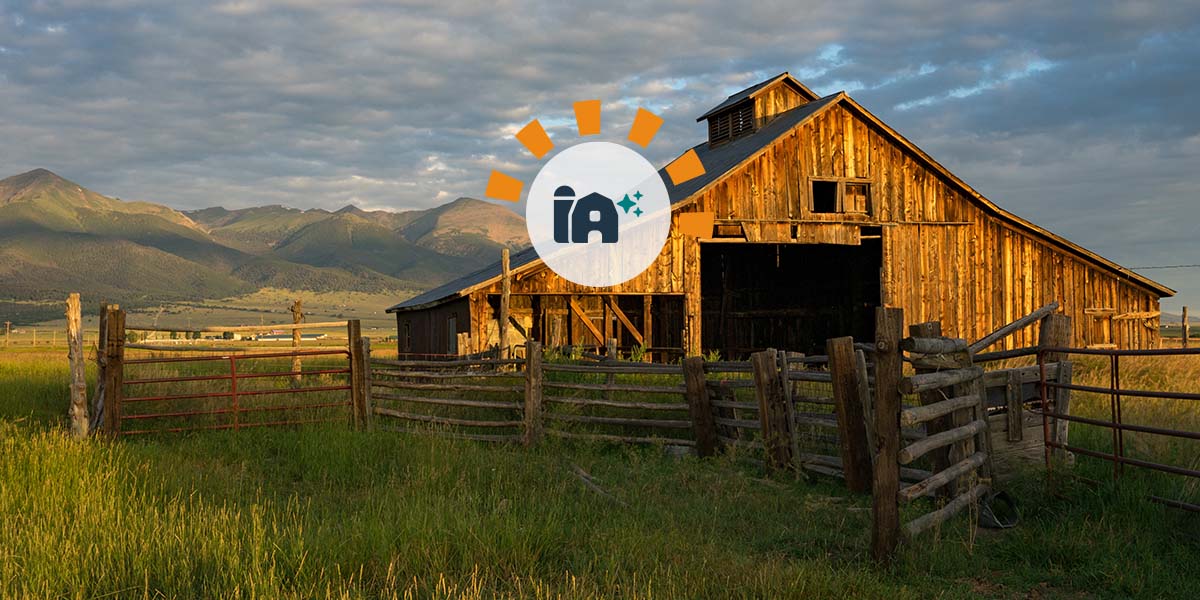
[387,73,1172,358]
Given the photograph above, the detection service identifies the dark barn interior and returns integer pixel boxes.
[701,241,882,357]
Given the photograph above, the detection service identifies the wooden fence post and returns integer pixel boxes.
[500,248,510,359]
[751,348,791,470]
[347,320,366,429]
[101,305,126,436]
[289,299,304,387]
[1040,314,1073,458]
[1183,307,1189,349]
[66,293,88,437]
[872,307,903,562]
[829,336,872,493]
[683,356,717,457]
[524,341,543,446]
[604,337,617,403]
[360,336,373,431]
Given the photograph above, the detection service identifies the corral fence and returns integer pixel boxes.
[93,305,371,436]
[1037,345,1200,513]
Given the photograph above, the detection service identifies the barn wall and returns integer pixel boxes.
[401,91,1163,353]
[683,101,1162,349]
[395,297,470,356]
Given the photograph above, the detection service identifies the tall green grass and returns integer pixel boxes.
[2,348,1199,598]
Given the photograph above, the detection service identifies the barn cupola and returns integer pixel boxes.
[697,72,820,147]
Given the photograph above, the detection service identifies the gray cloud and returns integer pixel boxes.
[2,0,1199,306]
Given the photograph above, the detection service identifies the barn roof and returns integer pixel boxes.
[695,72,820,122]
[389,82,1172,313]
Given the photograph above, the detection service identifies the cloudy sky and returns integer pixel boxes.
[2,1,1199,306]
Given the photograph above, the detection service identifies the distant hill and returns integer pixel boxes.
[0,168,529,317]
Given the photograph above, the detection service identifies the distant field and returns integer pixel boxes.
[2,348,1199,598]
[8,287,407,337]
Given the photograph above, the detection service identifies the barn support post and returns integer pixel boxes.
[871,307,903,562]
[348,320,366,429]
[642,295,653,362]
[500,248,511,358]
[829,336,872,492]
[66,293,88,437]
[683,356,717,457]
[101,305,126,436]
[523,341,543,446]
[751,348,791,470]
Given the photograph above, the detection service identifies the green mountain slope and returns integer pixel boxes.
[0,169,530,309]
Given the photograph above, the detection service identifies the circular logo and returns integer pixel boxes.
[525,141,670,287]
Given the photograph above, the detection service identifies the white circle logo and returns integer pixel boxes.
[525,142,671,288]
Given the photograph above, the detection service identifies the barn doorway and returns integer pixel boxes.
[700,241,882,358]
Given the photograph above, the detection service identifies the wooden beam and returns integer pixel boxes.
[66,293,88,437]
[500,248,510,358]
[872,307,903,562]
[604,296,644,345]
[568,296,605,345]
[969,301,1059,354]
[829,336,872,493]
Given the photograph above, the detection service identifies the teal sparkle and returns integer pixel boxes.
[633,207,643,217]
[633,191,643,201]
[617,194,637,214]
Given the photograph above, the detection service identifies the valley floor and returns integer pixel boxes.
[2,347,1198,599]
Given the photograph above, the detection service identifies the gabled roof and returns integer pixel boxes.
[695,72,820,122]
[390,81,1173,313]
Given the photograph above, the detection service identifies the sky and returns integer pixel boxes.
[2,1,1199,308]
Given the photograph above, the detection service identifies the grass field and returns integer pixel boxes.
[2,346,1200,598]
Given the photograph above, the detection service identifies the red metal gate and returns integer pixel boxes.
[1038,346,1200,512]
[115,349,355,436]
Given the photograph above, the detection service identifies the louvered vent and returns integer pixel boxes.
[707,101,756,146]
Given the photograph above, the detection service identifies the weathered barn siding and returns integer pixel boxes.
[395,297,470,356]
[393,76,1167,356]
[676,102,1162,349]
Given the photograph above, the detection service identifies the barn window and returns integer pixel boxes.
[845,182,870,214]
[811,180,838,213]
[447,313,457,354]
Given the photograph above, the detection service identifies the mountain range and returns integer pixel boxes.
[0,168,527,316]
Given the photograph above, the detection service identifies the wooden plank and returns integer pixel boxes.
[900,367,983,394]
[500,248,510,358]
[904,484,990,538]
[348,320,366,429]
[683,356,717,457]
[605,296,644,345]
[900,395,979,428]
[360,337,373,431]
[543,381,685,394]
[374,407,522,428]
[909,322,951,487]
[371,380,524,393]
[125,320,348,333]
[900,336,969,354]
[751,349,791,470]
[544,429,695,447]
[66,293,88,437]
[872,307,903,562]
[968,301,1059,354]
[544,413,692,429]
[568,296,605,344]
[829,337,872,493]
[372,392,520,410]
[898,452,987,503]
[1005,369,1023,442]
[524,341,543,446]
[899,420,987,465]
[544,396,688,411]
